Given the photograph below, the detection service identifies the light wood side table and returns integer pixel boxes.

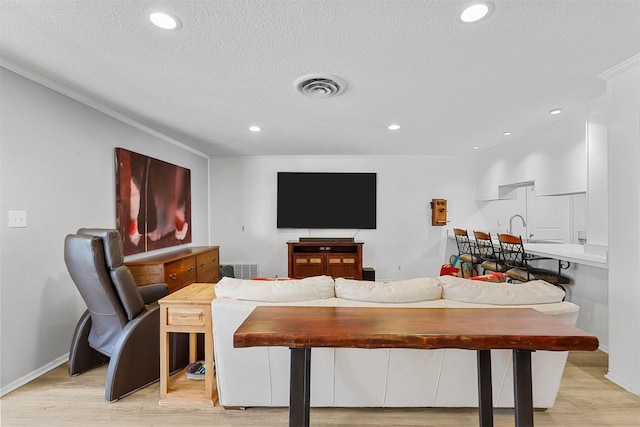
[158,282,216,406]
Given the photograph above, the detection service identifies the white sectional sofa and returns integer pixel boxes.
[211,275,580,409]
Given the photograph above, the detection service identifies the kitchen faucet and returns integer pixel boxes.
[508,214,527,235]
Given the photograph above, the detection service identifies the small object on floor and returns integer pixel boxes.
[186,361,207,380]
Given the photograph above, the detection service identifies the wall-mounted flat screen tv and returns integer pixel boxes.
[277,172,377,229]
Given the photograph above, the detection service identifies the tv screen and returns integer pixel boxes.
[277,172,377,229]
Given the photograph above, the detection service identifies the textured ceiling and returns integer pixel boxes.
[1,1,639,157]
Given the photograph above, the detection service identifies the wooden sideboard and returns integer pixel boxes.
[287,241,363,280]
[125,246,220,293]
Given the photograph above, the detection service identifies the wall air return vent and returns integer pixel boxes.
[294,74,347,98]
[230,264,259,280]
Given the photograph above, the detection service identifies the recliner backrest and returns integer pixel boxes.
[78,228,124,269]
[64,228,146,356]
[64,233,128,356]
[77,229,145,321]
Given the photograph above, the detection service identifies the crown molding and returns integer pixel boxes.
[599,53,640,80]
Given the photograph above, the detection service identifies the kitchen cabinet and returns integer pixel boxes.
[476,111,587,200]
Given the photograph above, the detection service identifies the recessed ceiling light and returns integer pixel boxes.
[388,124,400,130]
[549,108,563,115]
[249,126,262,132]
[472,146,480,150]
[503,131,512,136]
[149,12,182,30]
[460,2,494,23]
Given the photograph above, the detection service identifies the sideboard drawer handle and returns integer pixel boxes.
[201,262,206,267]
[169,273,177,280]
[188,266,194,272]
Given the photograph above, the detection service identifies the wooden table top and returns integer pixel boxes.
[158,282,216,306]
[234,306,599,352]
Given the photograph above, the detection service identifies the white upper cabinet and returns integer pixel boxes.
[476,110,587,200]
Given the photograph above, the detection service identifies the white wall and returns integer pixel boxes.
[586,95,609,249]
[210,155,482,281]
[602,55,640,395]
[0,68,210,394]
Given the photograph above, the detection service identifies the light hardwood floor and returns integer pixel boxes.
[1,351,638,426]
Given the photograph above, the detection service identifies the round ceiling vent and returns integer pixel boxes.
[294,74,347,98]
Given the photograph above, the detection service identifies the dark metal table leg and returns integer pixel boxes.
[289,348,311,427]
[513,349,534,427]
[477,349,494,427]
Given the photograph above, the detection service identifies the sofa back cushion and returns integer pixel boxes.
[335,277,442,303]
[214,275,335,302]
[439,275,565,304]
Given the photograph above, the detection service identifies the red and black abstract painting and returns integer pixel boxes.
[115,148,192,256]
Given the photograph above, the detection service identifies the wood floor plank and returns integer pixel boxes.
[1,351,638,426]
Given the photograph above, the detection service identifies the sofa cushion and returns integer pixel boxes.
[335,277,442,303]
[214,275,335,302]
[439,275,565,304]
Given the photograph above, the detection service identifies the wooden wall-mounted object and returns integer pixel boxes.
[430,199,447,226]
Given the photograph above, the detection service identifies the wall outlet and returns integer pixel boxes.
[397,264,402,271]
[8,210,27,228]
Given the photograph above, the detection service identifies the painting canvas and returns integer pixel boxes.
[115,148,192,256]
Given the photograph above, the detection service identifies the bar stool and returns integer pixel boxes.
[453,228,481,275]
[473,231,507,274]
[497,233,570,292]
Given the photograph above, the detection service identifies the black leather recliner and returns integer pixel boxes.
[64,228,187,401]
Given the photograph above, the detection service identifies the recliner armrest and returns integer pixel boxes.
[138,283,170,304]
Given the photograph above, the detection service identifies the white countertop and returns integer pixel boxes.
[523,242,607,268]
[447,231,608,268]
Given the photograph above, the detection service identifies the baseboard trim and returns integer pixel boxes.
[605,371,640,396]
[0,354,69,397]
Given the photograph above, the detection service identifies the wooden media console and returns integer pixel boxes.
[287,241,363,280]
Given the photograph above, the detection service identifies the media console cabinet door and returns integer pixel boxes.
[327,254,359,278]
[293,255,325,278]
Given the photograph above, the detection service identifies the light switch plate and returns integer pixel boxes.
[8,210,27,228]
